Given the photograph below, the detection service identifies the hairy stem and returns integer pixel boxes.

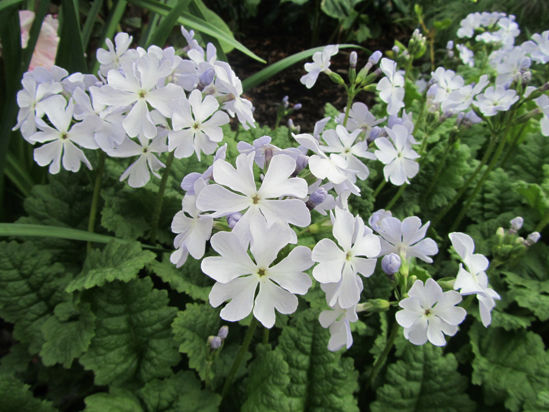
[368,319,399,388]
[385,184,408,210]
[87,151,106,253]
[150,151,175,243]
[221,319,258,400]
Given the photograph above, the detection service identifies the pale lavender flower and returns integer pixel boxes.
[376,58,405,115]
[319,303,358,351]
[300,45,339,89]
[396,278,466,346]
[474,85,518,116]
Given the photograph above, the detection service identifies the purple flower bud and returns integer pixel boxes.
[369,209,392,232]
[392,45,399,54]
[509,216,524,233]
[293,103,302,111]
[295,154,309,173]
[381,253,401,275]
[282,95,289,108]
[310,187,328,206]
[227,212,242,229]
[180,172,202,194]
[369,50,382,65]
[208,335,222,350]
[349,51,358,68]
[367,126,382,143]
[525,231,541,246]
[446,40,454,50]
[217,325,229,340]
[198,68,215,88]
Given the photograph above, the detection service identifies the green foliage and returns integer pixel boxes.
[510,132,549,184]
[470,325,549,412]
[148,255,211,301]
[0,373,57,412]
[371,343,475,412]
[275,309,359,411]
[0,241,69,353]
[66,240,155,292]
[139,371,221,412]
[40,301,96,368]
[79,278,179,385]
[84,388,143,412]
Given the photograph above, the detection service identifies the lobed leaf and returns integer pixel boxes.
[0,373,57,412]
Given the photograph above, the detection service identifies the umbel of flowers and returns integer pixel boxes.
[14,10,548,354]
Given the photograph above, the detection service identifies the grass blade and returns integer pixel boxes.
[82,0,104,49]
[242,44,365,91]
[56,0,87,72]
[0,0,24,12]
[148,0,190,47]
[0,223,117,243]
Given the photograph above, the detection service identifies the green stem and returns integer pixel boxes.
[385,184,407,210]
[373,179,387,198]
[263,327,269,345]
[534,212,549,233]
[87,152,106,253]
[368,319,399,388]
[342,88,355,128]
[449,129,510,232]
[431,129,498,226]
[150,151,175,243]
[221,319,258,400]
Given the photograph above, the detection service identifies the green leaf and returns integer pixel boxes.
[84,388,143,412]
[56,0,88,73]
[242,344,293,412]
[0,223,121,244]
[149,0,190,47]
[242,44,363,91]
[514,180,549,217]
[470,325,549,412]
[40,301,96,367]
[0,0,24,12]
[371,343,475,412]
[190,0,235,54]
[275,309,359,411]
[502,270,549,321]
[127,0,265,63]
[66,241,155,292]
[80,278,179,385]
[139,371,221,412]
[510,132,549,184]
[0,373,57,412]
[320,0,364,20]
[0,241,69,353]
[148,255,211,301]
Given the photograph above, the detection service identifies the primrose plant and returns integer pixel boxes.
[8,10,549,409]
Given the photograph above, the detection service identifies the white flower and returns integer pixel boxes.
[473,85,518,117]
[312,208,380,308]
[236,135,274,169]
[534,94,549,137]
[527,30,549,64]
[169,89,229,160]
[29,96,97,174]
[396,278,466,346]
[456,44,475,67]
[96,32,134,76]
[374,124,419,186]
[319,303,358,351]
[449,232,501,327]
[202,219,313,328]
[373,215,438,263]
[170,179,213,268]
[341,102,386,138]
[376,58,405,115]
[196,153,310,240]
[111,134,167,188]
[300,45,339,89]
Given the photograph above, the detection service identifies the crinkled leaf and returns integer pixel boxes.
[275,309,359,411]
[139,371,220,412]
[470,324,549,412]
[79,278,179,385]
[84,388,143,412]
[242,344,293,412]
[148,255,211,301]
[321,0,364,20]
[172,303,249,388]
[0,241,69,353]
[66,241,155,292]
[100,186,151,240]
[514,180,549,218]
[40,301,96,368]
[502,270,549,321]
[510,132,549,184]
[371,343,475,412]
[0,373,57,412]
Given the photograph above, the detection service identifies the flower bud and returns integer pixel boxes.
[208,335,222,350]
[217,325,229,340]
[369,209,392,232]
[381,253,401,275]
[525,231,541,246]
[509,216,524,234]
[227,212,242,229]
[308,187,328,208]
[349,51,358,69]
[293,103,302,111]
[496,227,505,238]
[282,95,289,108]
[198,68,215,88]
[367,126,382,143]
[369,50,382,65]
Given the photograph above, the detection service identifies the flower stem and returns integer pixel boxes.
[87,152,106,253]
[342,88,355,128]
[367,318,399,388]
[221,319,257,400]
[150,151,175,244]
[385,184,407,210]
[373,179,387,198]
